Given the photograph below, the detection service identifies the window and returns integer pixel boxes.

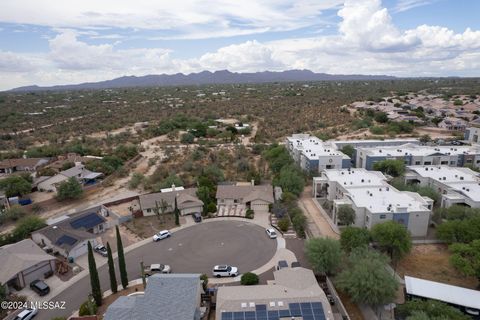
[146,208,151,213]
[466,159,473,164]
[450,161,456,165]
[441,161,448,165]
[424,161,432,165]
[380,214,386,219]
[415,161,421,165]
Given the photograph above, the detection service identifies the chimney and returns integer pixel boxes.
[251,179,255,186]
[172,184,176,191]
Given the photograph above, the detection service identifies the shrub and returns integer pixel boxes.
[128,172,145,189]
[78,299,98,316]
[245,209,254,219]
[240,272,259,285]
[56,177,83,201]
[292,214,307,238]
[278,217,290,232]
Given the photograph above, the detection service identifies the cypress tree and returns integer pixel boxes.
[106,242,117,294]
[174,197,180,226]
[87,241,102,306]
[116,225,128,289]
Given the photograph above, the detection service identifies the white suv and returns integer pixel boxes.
[266,228,277,239]
[212,265,239,277]
[153,230,171,241]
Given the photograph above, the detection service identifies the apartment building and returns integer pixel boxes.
[405,165,480,208]
[286,134,350,173]
[313,168,433,236]
[355,143,480,170]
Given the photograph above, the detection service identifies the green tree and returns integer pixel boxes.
[128,172,145,189]
[116,225,128,289]
[340,226,371,253]
[11,216,46,240]
[371,221,412,266]
[4,205,26,222]
[87,241,102,306]
[159,173,183,189]
[273,164,304,196]
[174,197,180,226]
[419,134,431,143]
[106,242,117,294]
[337,247,398,307]
[200,274,209,291]
[0,175,32,197]
[437,215,480,243]
[56,177,83,201]
[374,111,389,123]
[449,240,480,284]
[292,214,307,238]
[372,159,405,177]
[305,238,342,275]
[337,205,355,226]
[180,132,195,144]
[240,272,259,285]
[277,217,290,232]
[341,145,355,158]
[397,299,470,320]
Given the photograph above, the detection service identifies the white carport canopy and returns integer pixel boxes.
[0,239,55,285]
[405,275,480,310]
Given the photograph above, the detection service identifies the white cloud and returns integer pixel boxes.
[394,0,439,13]
[1,0,480,90]
[0,0,342,39]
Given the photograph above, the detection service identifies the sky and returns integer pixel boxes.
[0,0,480,90]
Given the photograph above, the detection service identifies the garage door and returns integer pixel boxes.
[22,261,53,286]
[69,239,96,259]
[252,203,269,212]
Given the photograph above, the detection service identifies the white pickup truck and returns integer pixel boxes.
[143,263,172,276]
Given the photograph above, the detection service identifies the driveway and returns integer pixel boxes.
[34,220,276,320]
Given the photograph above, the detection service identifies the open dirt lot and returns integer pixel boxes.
[396,244,478,289]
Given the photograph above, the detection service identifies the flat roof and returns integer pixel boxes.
[346,186,428,213]
[286,135,349,160]
[322,168,386,187]
[405,276,480,310]
[359,144,480,157]
[407,165,479,184]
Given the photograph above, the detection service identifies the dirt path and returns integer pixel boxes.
[299,186,340,239]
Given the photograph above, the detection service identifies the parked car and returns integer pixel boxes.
[94,244,108,257]
[14,308,38,320]
[193,212,202,223]
[265,228,277,239]
[144,263,171,276]
[153,230,171,241]
[291,261,301,268]
[212,265,239,278]
[30,279,50,296]
[276,260,288,270]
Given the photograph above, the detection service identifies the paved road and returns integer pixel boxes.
[36,220,276,320]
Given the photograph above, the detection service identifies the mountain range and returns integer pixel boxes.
[9,69,396,92]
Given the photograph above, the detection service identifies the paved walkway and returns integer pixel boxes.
[299,187,340,239]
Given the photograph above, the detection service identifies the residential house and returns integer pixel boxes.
[32,206,109,259]
[37,163,103,193]
[47,153,102,173]
[464,118,480,144]
[355,143,480,170]
[139,187,203,216]
[216,267,333,320]
[405,165,480,208]
[438,117,467,131]
[0,239,56,292]
[0,157,50,175]
[313,168,433,236]
[104,274,203,320]
[216,183,274,213]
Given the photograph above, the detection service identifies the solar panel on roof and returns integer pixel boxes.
[225,301,325,320]
[70,212,103,229]
[55,234,77,246]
